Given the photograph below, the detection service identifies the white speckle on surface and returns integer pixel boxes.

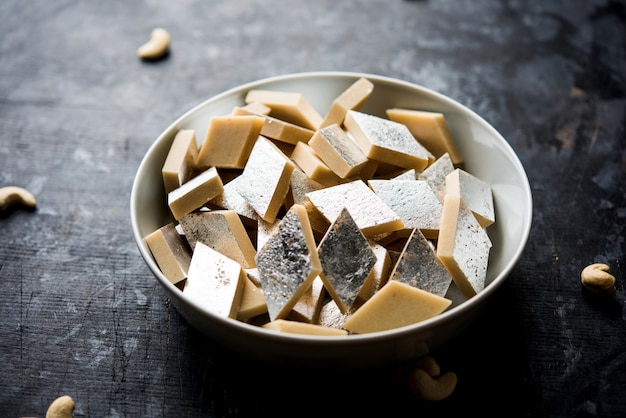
[134,289,147,306]
[87,338,114,368]
[73,147,110,173]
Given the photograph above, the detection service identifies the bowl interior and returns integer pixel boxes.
[131,72,532,352]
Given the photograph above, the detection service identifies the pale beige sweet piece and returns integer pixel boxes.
[317,207,377,313]
[354,158,379,181]
[235,136,295,223]
[162,129,199,194]
[290,141,341,186]
[196,115,265,169]
[232,106,315,145]
[318,299,352,329]
[418,153,455,203]
[446,168,495,228]
[301,198,332,236]
[245,267,261,287]
[320,77,375,128]
[436,194,492,298]
[256,217,279,252]
[168,167,224,220]
[143,222,191,285]
[285,167,325,209]
[393,169,418,181]
[262,319,348,336]
[369,179,443,239]
[354,240,391,307]
[255,204,322,320]
[343,280,451,334]
[237,276,268,322]
[179,210,257,269]
[239,101,271,115]
[183,242,245,319]
[245,89,323,130]
[344,110,433,171]
[209,175,258,226]
[288,276,326,323]
[308,123,369,178]
[386,108,463,164]
[305,179,404,237]
[390,228,453,297]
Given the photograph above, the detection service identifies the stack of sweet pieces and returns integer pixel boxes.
[144,78,495,336]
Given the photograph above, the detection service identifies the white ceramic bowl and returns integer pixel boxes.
[130,71,532,369]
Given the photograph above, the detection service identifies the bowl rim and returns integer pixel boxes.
[131,70,533,345]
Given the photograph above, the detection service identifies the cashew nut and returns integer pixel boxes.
[412,355,441,377]
[581,263,616,294]
[407,368,458,401]
[0,186,36,212]
[137,28,171,60]
[46,395,74,418]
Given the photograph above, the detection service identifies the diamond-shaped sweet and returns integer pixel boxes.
[255,204,322,320]
[318,207,377,313]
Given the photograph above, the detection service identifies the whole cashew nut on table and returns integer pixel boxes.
[137,28,171,60]
[0,186,36,212]
[46,395,75,418]
[581,263,616,295]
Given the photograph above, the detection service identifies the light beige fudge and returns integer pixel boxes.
[300,199,332,237]
[196,115,265,169]
[354,240,391,306]
[317,207,377,313]
[244,267,261,287]
[255,204,322,321]
[178,210,257,269]
[232,106,315,145]
[239,101,271,115]
[393,169,418,181]
[368,179,443,239]
[143,222,191,285]
[318,299,352,329]
[162,129,199,194]
[308,123,369,179]
[288,276,326,323]
[262,319,348,336]
[168,167,224,220]
[209,175,258,226]
[235,136,295,223]
[342,280,451,334]
[305,179,404,237]
[354,158,379,181]
[445,168,495,228]
[418,153,455,203]
[389,228,453,297]
[386,108,463,164]
[237,276,268,322]
[320,77,374,128]
[284,167,325,209]
[436,194,492,298]
[344,110,433,171]
[290,141,341,186]
[256,217,279,252]
[245,89,323,130]
[183,242,245,319]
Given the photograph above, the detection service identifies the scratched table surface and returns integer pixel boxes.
[1,1,625,417]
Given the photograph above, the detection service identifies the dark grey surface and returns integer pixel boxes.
[1,0,625,416]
